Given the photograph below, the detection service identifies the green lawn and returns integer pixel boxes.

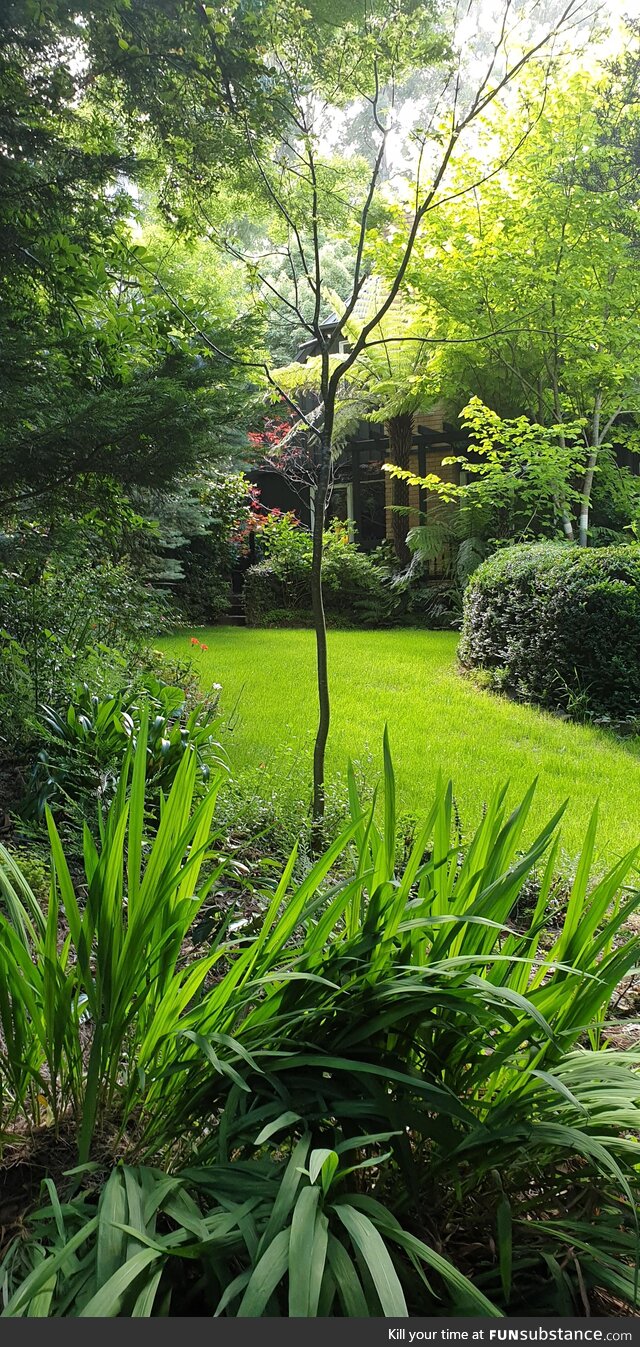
[159,626,640,864]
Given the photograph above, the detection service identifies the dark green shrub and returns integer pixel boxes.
[391,575,464,629]
[459,542,640,717]
[243,562,310,625]
[244,514,396,627]
[322,528,396,624]
[135,469,253,623]
[0,556,166,753]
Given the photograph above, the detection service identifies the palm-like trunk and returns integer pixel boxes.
[387,411,414,565]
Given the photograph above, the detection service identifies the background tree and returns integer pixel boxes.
[0,1,261,524]
[395,67,640,545]
[128,467,254,622]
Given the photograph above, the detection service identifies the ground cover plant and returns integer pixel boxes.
[1,730,640,1315]
[0,551,165,757]
[158,628,640,864]
[23,671,223,825]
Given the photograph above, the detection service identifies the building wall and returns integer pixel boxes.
[383,403,459,577]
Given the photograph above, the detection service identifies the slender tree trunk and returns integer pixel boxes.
[387,411,414,566]
[550,374,575,542]
[578,448,598,547]
[310,436,331,851]
[560,505,575,541]
[579,395,602,548]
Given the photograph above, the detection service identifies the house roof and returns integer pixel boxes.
[296,276,378,362]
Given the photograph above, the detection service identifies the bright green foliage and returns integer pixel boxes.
[24,674,224,822]
[262,237,358,366]
[387,399,589,535]
[2,732,640,1313]
[460,542,640,721]
[0,3,258,520]
[274,281,435,444]
[386,71,640,544]
[0,716,226,1163]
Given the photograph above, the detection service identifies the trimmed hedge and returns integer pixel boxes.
[459,542,640,718]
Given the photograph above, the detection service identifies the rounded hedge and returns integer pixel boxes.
[459,542,640,719]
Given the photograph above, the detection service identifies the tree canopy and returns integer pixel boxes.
[381,64,640,544]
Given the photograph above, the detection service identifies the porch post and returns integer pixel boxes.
[351,445,362,539]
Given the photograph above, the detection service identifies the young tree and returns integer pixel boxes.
[275,281,438,563]
[100,0,596,840]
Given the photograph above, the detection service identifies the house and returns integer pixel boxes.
[248,280,640,577]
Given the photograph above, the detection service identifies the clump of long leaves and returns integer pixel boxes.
[0,1140,501,1317]
[1,729,640,1315]
[0,711,227,1163]
[24,673,223,820]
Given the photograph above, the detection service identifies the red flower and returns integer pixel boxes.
[200,643,209,651]
[190,637,199,646]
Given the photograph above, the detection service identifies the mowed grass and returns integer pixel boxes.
[159,626,640,864]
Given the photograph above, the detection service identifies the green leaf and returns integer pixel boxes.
[79,1249,162,1316]
[97,1170,128,1288]
[288,1186,321,1315]
[254,1112,301,1146]
[237,1228,289,1316]
[333,1203,407,1316]
[326,1235,370,1316]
